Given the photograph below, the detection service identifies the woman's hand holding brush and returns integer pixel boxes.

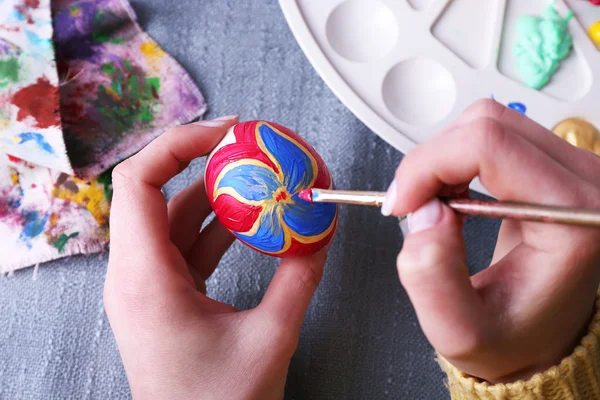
[382,99,600,383]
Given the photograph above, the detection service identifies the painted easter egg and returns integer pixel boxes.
[205,120,338,257]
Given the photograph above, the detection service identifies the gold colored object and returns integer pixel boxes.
[589,20,600,46]
[552,118,600,156]
[308,189,600,227]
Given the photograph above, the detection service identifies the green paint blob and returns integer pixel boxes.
[514,3,573,90]
[52,232,79,253]
[97,167,114,201]
[0,57,20,88]
[94,60,160,134]
[93,11,127,44]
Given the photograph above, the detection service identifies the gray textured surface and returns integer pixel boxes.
[0,1,500,399]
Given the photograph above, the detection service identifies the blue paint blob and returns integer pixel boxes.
[12,10,26,22]
[17,132,56,155]
[258,124,315,194]
[25,30,52,51]
[507,102,527,114]
[19,210,49,248]
[490,95,527,115]
[218,164,280,201]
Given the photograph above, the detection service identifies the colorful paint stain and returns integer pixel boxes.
[14,0,41,25]
[1,157,111,262]
[1,0,209,271]
[14,132,56,155]
[0,38,22,56]
[24,29,52,59]
[140,41,165,59]
[0,57,20,88]
[96,167,114,201]
[19,210,48,247]
[53,4,128,60]
[10,77,60,128]
[9,168,19,185]
[92,11,127,44]
[51,232,79,252]
[94,59,160,134]
[52,174,111,226]
[69,5,82,18]
[52,2,98,60]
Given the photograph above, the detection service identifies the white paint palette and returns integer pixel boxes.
[280,0,600,194]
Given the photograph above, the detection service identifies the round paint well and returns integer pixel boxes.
[326,0,398,63]
[382,57,456,126]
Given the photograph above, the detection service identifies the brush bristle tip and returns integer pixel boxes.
[298,189,313,202]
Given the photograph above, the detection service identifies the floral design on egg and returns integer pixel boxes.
[205,121,338,257]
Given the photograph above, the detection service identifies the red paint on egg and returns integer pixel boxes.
[205,121,337,258]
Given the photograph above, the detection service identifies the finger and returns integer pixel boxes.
[459,99,600,185]
[110,117,238,258]
[387,118,584,217]
[397,198,485,357]
[167,176,214,253]
[258,248,328,337]
[185,218,236,284]
[437,183,471,198]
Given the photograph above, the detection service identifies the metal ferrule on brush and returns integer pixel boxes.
[310,189,387,207]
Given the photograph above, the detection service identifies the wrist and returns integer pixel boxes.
[438,290,600,399]
[491,307,595,384]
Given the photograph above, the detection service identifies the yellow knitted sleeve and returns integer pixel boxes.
[439,294,600,400]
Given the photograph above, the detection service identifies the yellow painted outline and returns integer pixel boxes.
[255,121,319,193]
[212,158,276,201]
[213,187,263,206]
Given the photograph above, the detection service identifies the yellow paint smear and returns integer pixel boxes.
[140,41,165,59]
[9,168,19,186]
[49,212,59,227]
[53,178,110,226]
[104,86,121,101]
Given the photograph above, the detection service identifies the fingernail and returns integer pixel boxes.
[398,216,409,237]
[213,115,238,121]
[193,120,226,128]
[407,198,442,234]
[381,178,397,216]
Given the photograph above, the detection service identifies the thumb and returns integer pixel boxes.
[397,198,484,356]
[258,248,328,337]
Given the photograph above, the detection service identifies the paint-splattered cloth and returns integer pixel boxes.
[0,0,70,174]
[0,155,111,270]
[53,0,207,177]
[0,0,207,272]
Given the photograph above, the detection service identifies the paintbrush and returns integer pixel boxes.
[297,188,600,227]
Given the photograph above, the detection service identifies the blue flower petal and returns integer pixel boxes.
[217,164,280,201]
[236,207,286,253]
[282,194,336,237]
[258,124,314,194]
